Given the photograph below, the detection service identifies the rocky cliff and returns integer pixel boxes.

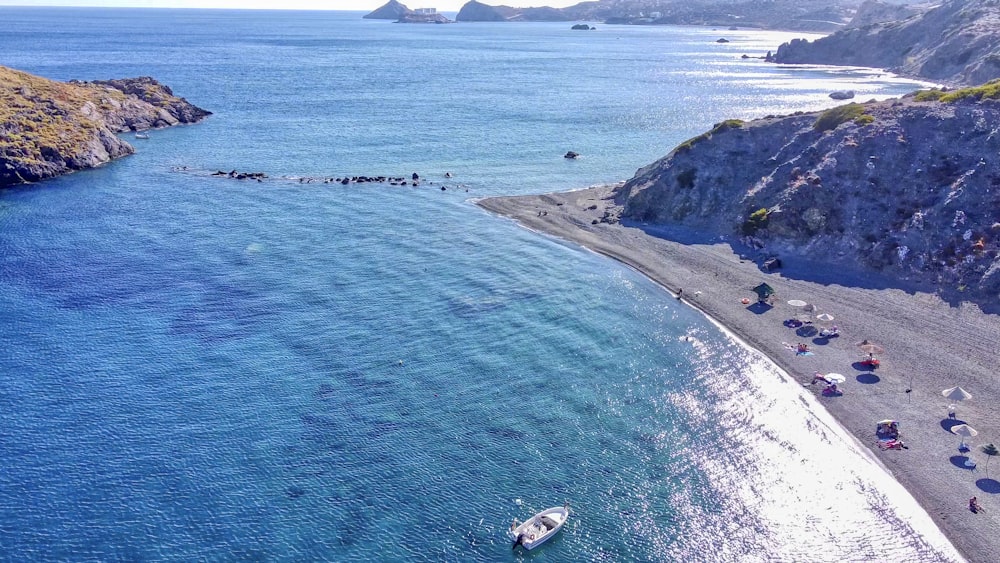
[843,0,921,30]
[0,66,209,187]
[616,82,1000,302]
[363,0,412,20]
[772,0,1000,86]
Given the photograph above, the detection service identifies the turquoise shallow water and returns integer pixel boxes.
[0,8,962,561]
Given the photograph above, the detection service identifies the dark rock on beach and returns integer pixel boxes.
[1,65,210,188]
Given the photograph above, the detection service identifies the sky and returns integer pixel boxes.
[0,0,583,12]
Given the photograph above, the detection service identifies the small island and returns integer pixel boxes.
[0,65,210,188]
[364,1,453,23]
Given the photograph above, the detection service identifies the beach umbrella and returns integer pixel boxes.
[816,313,835,322]
[942,386,972,402]
[982,443,999,478]
[951,424,978,450]
[824,373,846,384]
[787,299,807,307]
[752,283,774,303]
[856,340,885,355]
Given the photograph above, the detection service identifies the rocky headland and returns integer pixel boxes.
[453,0,861,31]
[0,66,209,187]
[772,0,1000,86]
[456,0,571,22]
[614,82,1000,308]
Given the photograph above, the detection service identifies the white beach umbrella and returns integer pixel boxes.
[824,373,846,384]
[942,386,973,402]
[952,424,979,450]
[856,340,886,356]
[787,299,807,307]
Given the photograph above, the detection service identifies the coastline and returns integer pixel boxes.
[477,184,1000,563]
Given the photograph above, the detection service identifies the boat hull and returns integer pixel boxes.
[510,506,569,550]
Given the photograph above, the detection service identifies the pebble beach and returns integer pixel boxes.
[478,184,1000,563]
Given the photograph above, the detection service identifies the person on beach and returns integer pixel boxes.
[970,497,981,513]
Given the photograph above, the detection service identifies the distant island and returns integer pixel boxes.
[363,0,452,23]
[365,0,1000,87]
[0,66,210,188]
[366,0,868,32]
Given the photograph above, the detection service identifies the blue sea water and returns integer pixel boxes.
[0,8,963,561]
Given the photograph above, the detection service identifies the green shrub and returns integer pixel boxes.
[940,79,1000,102]
[674,120,744,153]
[914,89,946,102]
[741,207,769,235]
[913,79,1000,103]
[712,119,744,133]
[814,103,871,132]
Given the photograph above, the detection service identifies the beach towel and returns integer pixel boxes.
[783,343,814,356]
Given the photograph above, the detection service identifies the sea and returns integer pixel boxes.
[0,7,964,562]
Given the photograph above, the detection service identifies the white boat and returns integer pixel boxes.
[134,132,149,139]
[509,504,569,550]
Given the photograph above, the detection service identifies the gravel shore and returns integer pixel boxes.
[477,184,1000,563]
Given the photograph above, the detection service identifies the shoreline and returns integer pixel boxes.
[477,184,1000,563]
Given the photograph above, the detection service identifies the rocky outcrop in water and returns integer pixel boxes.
[0,65,210,187]
[397,12,453,23]
[363,0,412,20]
[615,83,1000,302]
[772,0,1000,86]
[456,0,515,22]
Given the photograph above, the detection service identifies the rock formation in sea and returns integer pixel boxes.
[0,65,210,187]
[397,11,453,23]
[771,0,1000,86]
[456,0,516,22]
[363,0,412,20]
[614,82,1000,302]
